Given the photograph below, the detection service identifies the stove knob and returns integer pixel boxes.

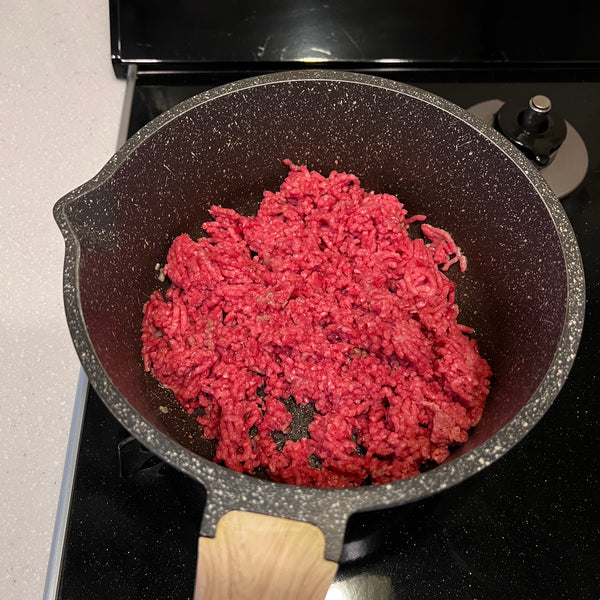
[494,94,567,167]
[521,95,552,134]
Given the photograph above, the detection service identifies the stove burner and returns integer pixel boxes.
[468,98,588,198]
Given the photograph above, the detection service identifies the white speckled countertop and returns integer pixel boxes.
[0,2,125,597]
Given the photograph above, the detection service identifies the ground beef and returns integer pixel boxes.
[141,161,492,488]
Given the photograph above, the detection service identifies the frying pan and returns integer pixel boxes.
[54,70,584,599]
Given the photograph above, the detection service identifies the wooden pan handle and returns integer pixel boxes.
[194,510,338,600]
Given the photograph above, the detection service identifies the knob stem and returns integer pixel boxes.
[520,95,552,134]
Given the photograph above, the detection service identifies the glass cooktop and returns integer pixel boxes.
[47,72,600,600]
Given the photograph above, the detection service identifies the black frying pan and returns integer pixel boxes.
[54,71,584,599]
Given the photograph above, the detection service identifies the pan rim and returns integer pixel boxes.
[54,69,585,560]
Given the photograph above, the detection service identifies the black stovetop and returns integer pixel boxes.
[51,73,600,600]
[47,2,600,598]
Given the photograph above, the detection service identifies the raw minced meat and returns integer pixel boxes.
[141,161,492,488]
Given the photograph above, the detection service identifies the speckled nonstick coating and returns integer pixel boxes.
[54,70,584,561]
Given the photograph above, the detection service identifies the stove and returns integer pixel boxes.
[45,3,600,599]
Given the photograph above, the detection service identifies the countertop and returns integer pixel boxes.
[0,2,125,597]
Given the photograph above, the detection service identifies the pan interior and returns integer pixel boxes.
[66,78,567,474]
